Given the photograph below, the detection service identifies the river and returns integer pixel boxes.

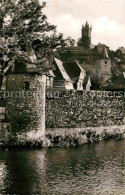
[0,140,124,194]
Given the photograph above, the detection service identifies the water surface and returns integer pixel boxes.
[0,140,125,194]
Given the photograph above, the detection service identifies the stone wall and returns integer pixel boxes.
[46,90,125,128]
[46,126,125,147]
[6,73,46,135]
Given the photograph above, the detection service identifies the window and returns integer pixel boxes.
[24,82,29,90]
[105,61,107,64]
[46,77,50,88]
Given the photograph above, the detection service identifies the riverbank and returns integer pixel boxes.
[46,126,125,147]
[0,124,125,148]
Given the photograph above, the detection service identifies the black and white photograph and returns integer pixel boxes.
[0,0,125,194]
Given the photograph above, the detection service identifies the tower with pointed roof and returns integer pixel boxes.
[97,46,111,83]
[81,22,92,49]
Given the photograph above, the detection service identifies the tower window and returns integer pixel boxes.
[24,82,29,90]
[105,61,107,64]
[46,77,50,88]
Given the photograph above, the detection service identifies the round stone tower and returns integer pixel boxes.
[5,62,46,142]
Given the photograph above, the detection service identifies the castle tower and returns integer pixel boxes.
[98,47,111,83]
[5,62,46,142]
[81,22,92,49]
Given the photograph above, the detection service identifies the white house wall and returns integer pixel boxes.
[77,71,86,90]
[65,81,74,90]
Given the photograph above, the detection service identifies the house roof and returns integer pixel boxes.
[54,58,86,83]
[54,58,94,87]
[5,59,45,74]
[54,58,73,82]
[100,47,110,60]
[63,61,83,82]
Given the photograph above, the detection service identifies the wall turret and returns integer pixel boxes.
[5,62,46,139]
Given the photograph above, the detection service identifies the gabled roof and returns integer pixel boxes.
[5,59,45,74]
[54,58,73,82]
[54,58,88,83]
[76,62,85,72]
[63,61,84,82]
[53,58,94,87]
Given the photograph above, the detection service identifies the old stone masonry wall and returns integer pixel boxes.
[6,73,46,135]
[46,90,125,128]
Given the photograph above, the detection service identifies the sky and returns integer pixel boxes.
[40,0,125,50]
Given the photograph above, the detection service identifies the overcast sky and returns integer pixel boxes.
[41,0,125,50]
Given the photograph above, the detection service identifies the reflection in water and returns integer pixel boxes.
[0,162,6,192]
[0,140,124,194]
[0,150,47,194]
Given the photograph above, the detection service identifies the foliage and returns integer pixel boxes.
[91,75,104,90]
[0,0,67,73]
[63,37,76,46]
